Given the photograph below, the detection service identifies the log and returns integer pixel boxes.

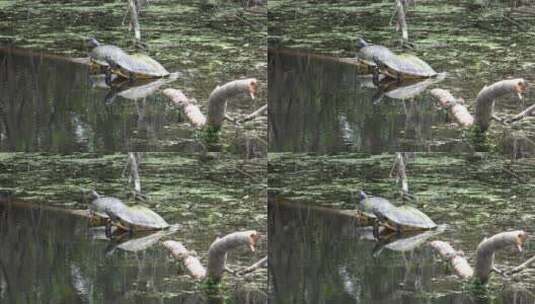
[475,230,528,283]
[162,89,207,128]
[430,88,474,127]
[207,79,257,129]
[430,230,528,283]
[430,240,474,279]
[207,230,258,282]
[475,79,528,132]
[162,240,207,280]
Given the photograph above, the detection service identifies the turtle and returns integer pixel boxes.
[358,191,436,238]
[86,38,170,85]
[89,191,170,237]
[355,38,397,69]
[372,53,437,80]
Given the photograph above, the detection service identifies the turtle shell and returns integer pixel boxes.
[381,205,437,230]
[89,45,169,78]
[112,205,169,231]
[359,195,396,220]
[357,44,397,68]
[89,45,129,68]
[90,195,128,220]
[377,53,437,79]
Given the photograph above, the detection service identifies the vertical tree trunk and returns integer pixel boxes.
[395,0,409,43]
[128,0,141,41]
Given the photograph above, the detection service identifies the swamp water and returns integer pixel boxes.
[0,153,267,303]
[268,1,535,155]
[269,153,535,303]
[0,0,267,155]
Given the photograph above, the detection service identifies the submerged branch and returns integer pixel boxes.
[430,88,474,127]
[162,89,207,128]
[162,241,206,280]
[430,240,473,279]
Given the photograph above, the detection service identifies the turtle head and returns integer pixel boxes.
[358,191,368,201]
[86,37,100,48]
[89,190,100,201]
[356,38,368,50]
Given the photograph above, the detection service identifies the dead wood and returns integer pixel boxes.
[162,240,207,279]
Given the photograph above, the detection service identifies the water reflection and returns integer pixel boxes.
[269,200,535,304]
[268,50,535,157]
[268,50,454,153]
[0,47,266,156]
[0,201,266,304]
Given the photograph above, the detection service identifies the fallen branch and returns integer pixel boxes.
[239,104,267,123]
[162,89,206,128]
[237,256,267,275]
[475,79,527,132]
[430,230,528,284]
[163,230,259,282]
[162,241,207,280]
[431,79,528,131]
[207,230,258,282]
[430,88,474,127]
[163,79,257,130]
[475,230,528,283]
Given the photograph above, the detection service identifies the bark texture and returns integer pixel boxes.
[162,240,206,279]
[207,79,257,129]
[163,89,207,128]
[207,230,258,281]
[475,79,527,131]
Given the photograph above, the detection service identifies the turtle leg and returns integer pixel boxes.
[105,219,112,238]
[396,224,402,236]
[372,66,380,86]
[373,221,380,240]
[105,68,113,87]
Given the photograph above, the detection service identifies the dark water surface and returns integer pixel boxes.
[268,0,535,155]
[268,153,535,304]
[268,50,535,155]
[0,153,267,304]
[0,201,265,304]
[0,48,265,155]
